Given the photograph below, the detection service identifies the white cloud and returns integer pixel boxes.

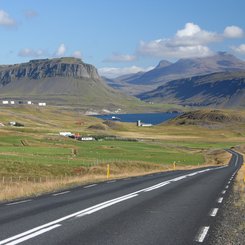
[138,23,244,60]
[98,66,154,78]
[55,43,66,57]
[224,25,244,38]
[104,53,137,62]
[0,9,16,27]
[72,50,82,59]
[232,44,245,54]
[18,48,46,58]
[138,23,219,59]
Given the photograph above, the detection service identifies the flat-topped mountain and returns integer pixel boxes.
[0,58,137,109]
[0,57,100,84]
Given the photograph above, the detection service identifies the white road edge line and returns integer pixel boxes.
[6,199,32,206]
[52,191,70,196]
[4,224,61,245]
[195,226,210,243]
[107,180,116,183]
[83,184,97,189]
[217,197,223,203]
[209,208,219,217]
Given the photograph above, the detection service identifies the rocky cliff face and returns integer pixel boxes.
[0,57,100,86]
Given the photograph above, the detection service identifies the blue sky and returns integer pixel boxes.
[0,0,245,77]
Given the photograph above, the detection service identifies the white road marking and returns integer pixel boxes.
[107,180,116,183]
[0,166,226,245]
[52,191,70,196]
[228,181,231,184]
[6,199,32,206]
[171,176,186,182]
[217,197,223,203]
[222,190,226,194]
[195,226,209,243]
[209,208,219,217]
[83,184,97,189]
[3,224,61,245]
[143,181,170,192]
[77,193,138,217]
[225,185,229,189]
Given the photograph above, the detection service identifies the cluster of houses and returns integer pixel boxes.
[1,100,46,106]
[59,132,94,141]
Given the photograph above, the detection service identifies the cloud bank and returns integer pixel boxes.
[98,66,154,78]
[0,9,16,27]
[137,22,243,59]
[55,43,66,57]
[18,48,46,58]
[103,53,137,62]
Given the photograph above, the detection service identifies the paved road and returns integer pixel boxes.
[0,150,243,245]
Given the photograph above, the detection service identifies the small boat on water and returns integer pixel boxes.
[111,116,121,121]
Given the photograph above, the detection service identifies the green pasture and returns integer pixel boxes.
[0,137,204,177]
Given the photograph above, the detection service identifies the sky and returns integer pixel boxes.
[0,0,245,78]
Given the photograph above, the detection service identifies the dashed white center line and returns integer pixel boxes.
[52,191,70,196]
[209,208,219,217]
[217,197,223,203]
[83,184,97,189]
[195,226,210,243]
[6,199,32,206]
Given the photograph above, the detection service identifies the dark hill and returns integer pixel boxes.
[168,109,245,126]
[138,71,245,108]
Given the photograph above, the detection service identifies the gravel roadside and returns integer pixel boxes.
[207,159,245,245]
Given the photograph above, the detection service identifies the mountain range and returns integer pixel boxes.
[0,52,245,109]
[107,52,245,95]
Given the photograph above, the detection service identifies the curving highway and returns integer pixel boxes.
[0,150,243,245]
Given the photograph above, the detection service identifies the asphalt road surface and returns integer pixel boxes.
[0,149,243,245]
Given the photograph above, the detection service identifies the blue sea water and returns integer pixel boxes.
[93,112,179,125]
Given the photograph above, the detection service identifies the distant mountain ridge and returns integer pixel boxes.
[138,71,245,108]
[107,52,245,95]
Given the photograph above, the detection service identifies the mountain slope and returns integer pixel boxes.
[138,71,245,108]
[0,58,138,109]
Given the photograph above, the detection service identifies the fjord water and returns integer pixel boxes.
[94,112,179,125]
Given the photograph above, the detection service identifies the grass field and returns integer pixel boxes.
[0,106,244,200]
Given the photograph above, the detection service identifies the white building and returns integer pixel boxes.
[81,137,94,141]
[59,132,73,137]
[38,102,46,106]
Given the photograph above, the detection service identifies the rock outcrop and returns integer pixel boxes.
[0,57,100,86]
